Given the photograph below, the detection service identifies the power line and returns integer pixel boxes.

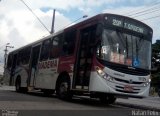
[124,1,160,16]
[57,15,88,31]
[128,3,160,17]
[20,0,50,34]
[122,2,160,21]
[133,7,160,18]
[141,14,160,21]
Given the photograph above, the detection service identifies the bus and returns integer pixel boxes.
[4,13,153,104]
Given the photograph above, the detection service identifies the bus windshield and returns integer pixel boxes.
[96,29,151,70]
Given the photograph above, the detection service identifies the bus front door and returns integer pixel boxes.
[74,26,96,90]
[29,45,41,87]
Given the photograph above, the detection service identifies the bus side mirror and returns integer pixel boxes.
[96,24,103,37]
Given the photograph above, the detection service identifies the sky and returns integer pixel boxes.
[0,0,160,74]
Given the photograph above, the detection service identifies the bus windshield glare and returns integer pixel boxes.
[96,29,151,70]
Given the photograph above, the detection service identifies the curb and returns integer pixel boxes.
[115,101,160,112]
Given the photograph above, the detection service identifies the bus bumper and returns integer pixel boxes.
[89,72,150,98]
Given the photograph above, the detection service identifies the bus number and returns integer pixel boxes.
[112,19,122,27]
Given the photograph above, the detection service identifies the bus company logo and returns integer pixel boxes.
[113,73,125,77]
[129,79,133,84]
[38,60,58,69]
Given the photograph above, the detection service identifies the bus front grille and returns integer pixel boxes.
[114,77,143,84]
[115,89,139,94]
[115,85,140,94]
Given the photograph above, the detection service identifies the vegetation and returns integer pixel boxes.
[151,40,160,92]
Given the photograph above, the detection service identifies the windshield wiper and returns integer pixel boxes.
[116,31,126,49]
[125,36,128,58]
[136,39,139,58]
[136,37,144,59]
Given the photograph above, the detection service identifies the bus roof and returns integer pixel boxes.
[8,13,152,54]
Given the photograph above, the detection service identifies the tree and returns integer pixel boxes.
[152,40,160,70]
[151,40,160,92]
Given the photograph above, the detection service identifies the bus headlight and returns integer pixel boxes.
[95,66,113,81]
[96,67,106,78]
[143,82,150,87]
[143,78,151,87]
[149,78,151,83]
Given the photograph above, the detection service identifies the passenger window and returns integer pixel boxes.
[7,54,13,68]
[50,34,63,59]
[23,47,31,64]
[40,39,51,61]
[53,37,59,46]
[17,47,31,65]
[61,29,77,55]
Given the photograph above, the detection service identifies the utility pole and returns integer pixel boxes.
[50,9,56,34]
[4,43,14,69]
[3,43,14,85]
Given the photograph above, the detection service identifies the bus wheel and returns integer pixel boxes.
[56,77,72,100]
[15,79,21,92]
[99,95,116,104]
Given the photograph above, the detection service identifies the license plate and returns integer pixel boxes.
[124,85,133,92]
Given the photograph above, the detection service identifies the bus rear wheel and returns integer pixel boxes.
[56,76,72,100]
[99,95,116,104]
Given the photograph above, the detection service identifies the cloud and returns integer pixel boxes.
[0,6,71,48]
[7,28,26,48]
[33,9,71,32]
[0,0,72,69]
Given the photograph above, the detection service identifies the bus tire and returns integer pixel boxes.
[56,75,72,100]
[99,95,116,104]
[15,78,22,92]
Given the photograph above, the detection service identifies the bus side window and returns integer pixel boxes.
[40,39,51,61]
[61,29,77,56]
[17,52,21,66]
[22,47,31,65]
[17,47,31,65]
[50,34,63,59]
[7,54,13,69]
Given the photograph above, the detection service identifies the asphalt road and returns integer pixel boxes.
[0,89,136,116]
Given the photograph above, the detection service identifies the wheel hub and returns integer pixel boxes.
[59,82,68,95]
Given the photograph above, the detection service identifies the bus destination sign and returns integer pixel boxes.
[112,18,144,34]
[124,22,143,34]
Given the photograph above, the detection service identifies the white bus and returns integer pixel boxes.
[4,13,153,104]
